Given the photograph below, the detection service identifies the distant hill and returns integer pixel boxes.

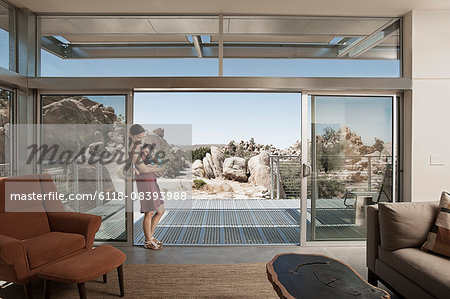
[171,144,227,151]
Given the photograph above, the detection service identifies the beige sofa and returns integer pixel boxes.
[367,201,450,299]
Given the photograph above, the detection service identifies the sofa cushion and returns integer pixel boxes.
[422,191,450,258]
[378,246,450,298]
[23,232,85,269]
[378,201,439,250]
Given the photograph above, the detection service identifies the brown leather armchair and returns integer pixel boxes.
[0,174,102,298]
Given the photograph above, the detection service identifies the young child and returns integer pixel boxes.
[140,143,162,167]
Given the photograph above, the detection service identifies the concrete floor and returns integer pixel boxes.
[120,244,366,273]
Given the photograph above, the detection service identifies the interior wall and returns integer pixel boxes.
[409,10,450,201]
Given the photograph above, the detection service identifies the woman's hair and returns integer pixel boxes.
[128,124,145,146]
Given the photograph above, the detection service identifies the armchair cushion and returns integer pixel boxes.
[23,232,85,269]
[0,212,51,240]
[46,212,102,249]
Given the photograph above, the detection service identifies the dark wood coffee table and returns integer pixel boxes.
[267,253,390,299]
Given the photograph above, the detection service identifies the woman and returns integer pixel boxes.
[128,124,165,250]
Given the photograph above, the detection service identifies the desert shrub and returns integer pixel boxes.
[279,165,302,199]
[318,177,346,198]
[306,176,347,199]
[349,172,367,183]
[192,147,210,161]
[224,141,237,157]
[360,161,369,168]
[235,144,244,157]
[193,179,207,189]
[317,142,345,172]
[372,137,385,153]
[278,173,346,199]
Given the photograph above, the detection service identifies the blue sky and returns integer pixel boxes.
[89,93,392,149]
[40,49,400,77]
[133,93,392,148]
[0,29,9,69]
[135,93,301,149]
[89,95,126,117]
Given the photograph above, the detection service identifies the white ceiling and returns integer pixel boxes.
[7,0,450,17]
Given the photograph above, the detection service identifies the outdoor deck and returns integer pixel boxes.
[129,199,366,245]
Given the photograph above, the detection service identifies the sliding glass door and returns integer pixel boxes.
[39,94,128,241]
[33,91,396,245]
[131,92,396,245]
[307,95,394,241]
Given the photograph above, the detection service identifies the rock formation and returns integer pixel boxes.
[153,128,164,138]
[203,153,215,179]
[248,151,272,190]
[143,132,170,153]
[222,157,247,182]
[192,159,205,177]
[210,146,225,178]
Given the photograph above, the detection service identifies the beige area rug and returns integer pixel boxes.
[0,263,278,298]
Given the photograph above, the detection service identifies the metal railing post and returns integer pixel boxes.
[95,160,102,207]
[368,156,372,191]
[74,163,79,212]
[270,156,274,200]
[276,156,281,199]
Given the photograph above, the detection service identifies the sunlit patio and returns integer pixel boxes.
[130,198,366,245]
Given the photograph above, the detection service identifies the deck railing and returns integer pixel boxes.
[0,163,10,177]
[270,155,392,199]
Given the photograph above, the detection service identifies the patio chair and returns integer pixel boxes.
[343,164,393,208]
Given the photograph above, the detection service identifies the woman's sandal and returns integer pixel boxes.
[150,237,163,246]
[144,239,163,250]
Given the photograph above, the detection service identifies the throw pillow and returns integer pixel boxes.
[421,191,450,257]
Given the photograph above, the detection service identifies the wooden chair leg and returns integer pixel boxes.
[23,283,33,299]
[103,274,107,283]
[77,283,87,299]
[44,279,52,299]
[117,264,124,297]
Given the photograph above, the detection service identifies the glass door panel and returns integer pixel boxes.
[40,94,128,241]
[307,95,394,241]
[133,92,303,245]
